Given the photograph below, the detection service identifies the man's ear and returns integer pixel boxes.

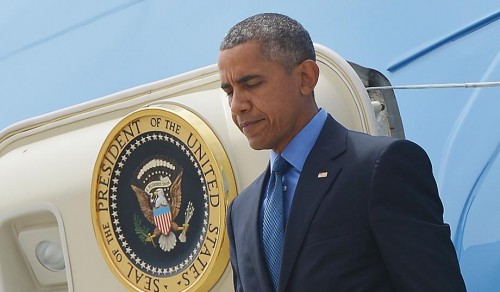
[298,60,320,96]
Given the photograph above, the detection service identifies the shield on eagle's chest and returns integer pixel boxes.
[153,205,172,234]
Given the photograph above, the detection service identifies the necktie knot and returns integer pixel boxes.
[272,155,290,174]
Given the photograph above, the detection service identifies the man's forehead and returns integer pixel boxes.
[218,57,264,77]
[218,42,266,62]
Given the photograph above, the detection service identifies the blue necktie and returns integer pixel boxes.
[263,155,289,291]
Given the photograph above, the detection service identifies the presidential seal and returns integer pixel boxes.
[91,105,237,291]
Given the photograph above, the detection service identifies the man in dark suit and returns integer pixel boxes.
[217,13,466,291]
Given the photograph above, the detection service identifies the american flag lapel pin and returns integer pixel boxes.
[317,171,328,178]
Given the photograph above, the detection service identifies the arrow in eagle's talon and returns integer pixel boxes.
[146,233,157,247]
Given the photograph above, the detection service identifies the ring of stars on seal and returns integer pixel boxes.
[110,132,209,276]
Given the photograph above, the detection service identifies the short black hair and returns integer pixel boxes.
[220,13,316,72]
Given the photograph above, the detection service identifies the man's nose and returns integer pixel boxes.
[230,90,250,114]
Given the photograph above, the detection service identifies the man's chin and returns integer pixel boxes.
[247,139,269,151]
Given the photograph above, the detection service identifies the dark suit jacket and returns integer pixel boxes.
[227,115,466,291]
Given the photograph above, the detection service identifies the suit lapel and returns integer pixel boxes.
[244,167,275,291]
[279,116,348,290]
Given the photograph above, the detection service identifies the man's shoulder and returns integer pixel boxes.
[344,129,430,167]
[322,114,402,149]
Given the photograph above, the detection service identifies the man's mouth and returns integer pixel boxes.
[239,119,263,133]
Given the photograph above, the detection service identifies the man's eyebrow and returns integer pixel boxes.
[236,74,260,84]
[221,74,261,90]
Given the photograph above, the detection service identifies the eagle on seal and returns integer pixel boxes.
[131,171,187,252]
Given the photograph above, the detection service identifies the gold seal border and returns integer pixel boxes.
[91,104,237,291]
